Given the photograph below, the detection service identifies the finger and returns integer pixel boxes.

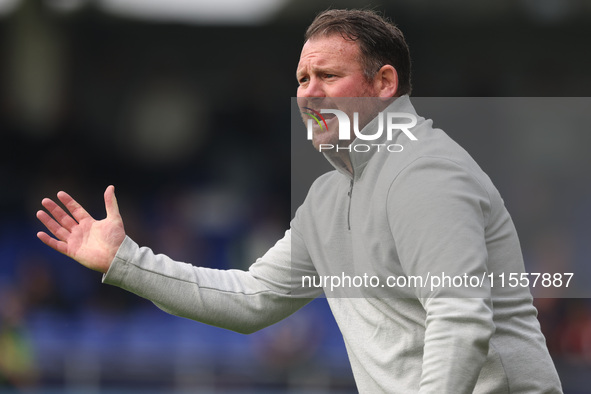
[41,198,78,231]
[36,210,70,242]
[104,185,121,219]
[37,231,68,255]
[57,191,92,223]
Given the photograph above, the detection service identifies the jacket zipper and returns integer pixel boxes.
[347,179,354,230]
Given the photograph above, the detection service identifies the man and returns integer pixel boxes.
[37,9,562,393]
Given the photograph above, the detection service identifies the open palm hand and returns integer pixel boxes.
[36,185,126,273]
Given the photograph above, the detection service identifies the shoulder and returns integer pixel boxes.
[376,122,495,194]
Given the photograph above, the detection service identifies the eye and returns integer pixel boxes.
[298,76,309,85]
[324,74,336,79]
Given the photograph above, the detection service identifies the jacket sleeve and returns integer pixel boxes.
[387,157,496,394]
[102,229,320,334]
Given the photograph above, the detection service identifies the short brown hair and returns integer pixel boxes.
[305,9,412,96]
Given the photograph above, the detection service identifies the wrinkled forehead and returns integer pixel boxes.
[297,35,361,71]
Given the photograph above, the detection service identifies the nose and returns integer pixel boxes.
[297,77,325,98]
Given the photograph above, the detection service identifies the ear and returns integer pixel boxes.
[374,65,399,98]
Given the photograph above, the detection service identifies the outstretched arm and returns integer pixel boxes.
[36,185,126,273]
[103,230,318,334]
[37,187,320,333]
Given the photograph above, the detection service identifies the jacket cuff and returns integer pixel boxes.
[102,236,137,286]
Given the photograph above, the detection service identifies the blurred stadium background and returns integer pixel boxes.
[1,0,591,392]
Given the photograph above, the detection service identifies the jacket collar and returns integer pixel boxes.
[323,95,417,180]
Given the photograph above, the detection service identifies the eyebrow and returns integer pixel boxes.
[296,64,339,80]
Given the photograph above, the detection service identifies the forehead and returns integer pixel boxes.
[297,35,362,72]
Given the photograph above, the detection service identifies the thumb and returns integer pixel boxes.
[104,185,121,219]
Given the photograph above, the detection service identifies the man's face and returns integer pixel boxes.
[296,35,380,149]
[296,34,378,149]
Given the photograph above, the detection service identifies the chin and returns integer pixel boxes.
[312,133,337,151]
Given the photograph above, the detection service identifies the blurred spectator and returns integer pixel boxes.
[557,300,591,363]
[0,286,37,389]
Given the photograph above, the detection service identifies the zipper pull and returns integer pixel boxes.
[347,180,354,230]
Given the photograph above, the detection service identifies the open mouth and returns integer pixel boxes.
[321,112,336,120]
[301,107,337,131]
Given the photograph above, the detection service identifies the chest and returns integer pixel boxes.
[300,174,407,296]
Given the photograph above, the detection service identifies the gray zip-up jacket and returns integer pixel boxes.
[103,96,562,393]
